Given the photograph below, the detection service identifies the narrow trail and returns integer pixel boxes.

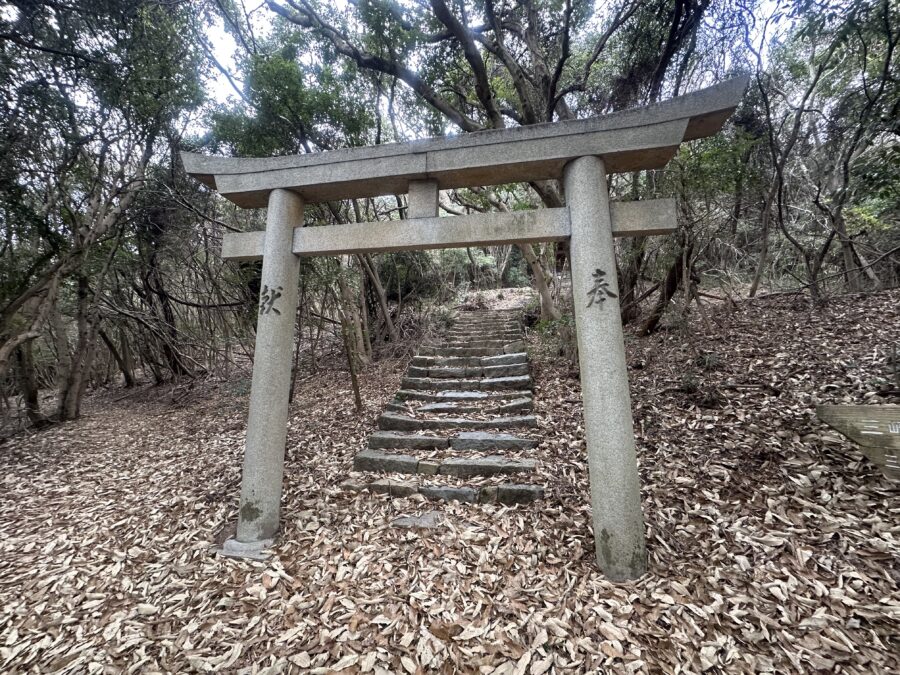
[344,309,545,504]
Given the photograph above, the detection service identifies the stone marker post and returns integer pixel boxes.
[225,188,304,556]
[564,156,648,580]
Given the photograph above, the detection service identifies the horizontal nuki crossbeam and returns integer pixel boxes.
[182,77,748,208]
[220,199,676,261]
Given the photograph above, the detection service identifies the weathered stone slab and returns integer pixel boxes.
[416,356,479,368]
[455,317,519,324]
[480,375,532,390]
[481,352,528,366]
[451,432,538,451]
[451,318,519,325]
[407,365,467,378]
[435,390,531,400]
[419,401,482,414]
[400,375,531,391]
[448,327,520,334]
[428,367,476,379]
[391,511,443,529]
[369,478,418,497]
[401,377,470,391]
[428,364,482,379]
[439,456,537,478]
[354,449,419,473]
[419,486,477,503]
[448,331,519,337]
[406,365,429,378]
[431,347,504,357]
[368,431,448,449]
[481,363,529,378]
[490,397,534,414]
[411,353,527,368]
[417,364,527,379]
[503,341,527,354]
[395,390,530,402]
[443,339,516,348]
[398,389,487,401]
[497,484,545,504]
[378,412,538,431]
[445,330,521,338]
[418,460,440,475]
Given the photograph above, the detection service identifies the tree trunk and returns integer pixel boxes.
[639,243,694,336]
[832,212,860,292]
[853,241,881,288]
[340,318,363,412]
[519,243,561,321]
[358,266,372,358]
[120,329,136,386]
[619,237,647,324]
[99,327,136,387]
[359,254,398,341]
[748,202,770,298]
[15,342,48,427]
[56,274,101,421]
[337,260,370,365]
[466,247,479,285]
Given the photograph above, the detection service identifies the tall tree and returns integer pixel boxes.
[0,1,203,418]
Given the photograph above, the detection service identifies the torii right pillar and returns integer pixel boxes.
[564,155,648,580]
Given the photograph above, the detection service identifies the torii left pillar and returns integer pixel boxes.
[220,188,303,560]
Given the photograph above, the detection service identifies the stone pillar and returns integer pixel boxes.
[563,156,648,581]
[230,188,304,553]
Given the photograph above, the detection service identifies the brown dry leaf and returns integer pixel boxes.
[0,291,898,673]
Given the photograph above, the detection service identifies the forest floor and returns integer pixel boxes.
[1,289,898,674]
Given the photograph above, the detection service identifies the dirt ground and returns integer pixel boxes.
[1,290,898,674]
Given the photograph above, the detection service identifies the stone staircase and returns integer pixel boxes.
[344,309,544,505]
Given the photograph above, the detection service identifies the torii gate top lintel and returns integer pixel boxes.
[182,76,748,209]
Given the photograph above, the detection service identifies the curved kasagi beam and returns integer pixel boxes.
[183,76,749,208]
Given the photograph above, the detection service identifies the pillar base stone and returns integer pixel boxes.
[216,537,275,562]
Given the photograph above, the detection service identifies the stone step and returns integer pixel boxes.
[378,412,538,432]
[406,363,529,379]
[395,390,532,402]
[491,397,534,414]
[418,346,500,357]
[368,431,448,450]
[439,339,522,348]
[452,431,539,450]
[347,478,544,504]
[367,429,537,451]
[417,401,485,414]
[401,374,532,391]
[354,449,537,477]
[450,325,520,333]
[444,328,522,337]
[410,353,528,368]
[449,324,520,332]
[453,312,519,326]
[443,333,522,342]
[420,343,525,357]
[452,314,520,328]
[419,396,533,415]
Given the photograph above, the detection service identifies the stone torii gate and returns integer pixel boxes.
[182,76,747,580]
